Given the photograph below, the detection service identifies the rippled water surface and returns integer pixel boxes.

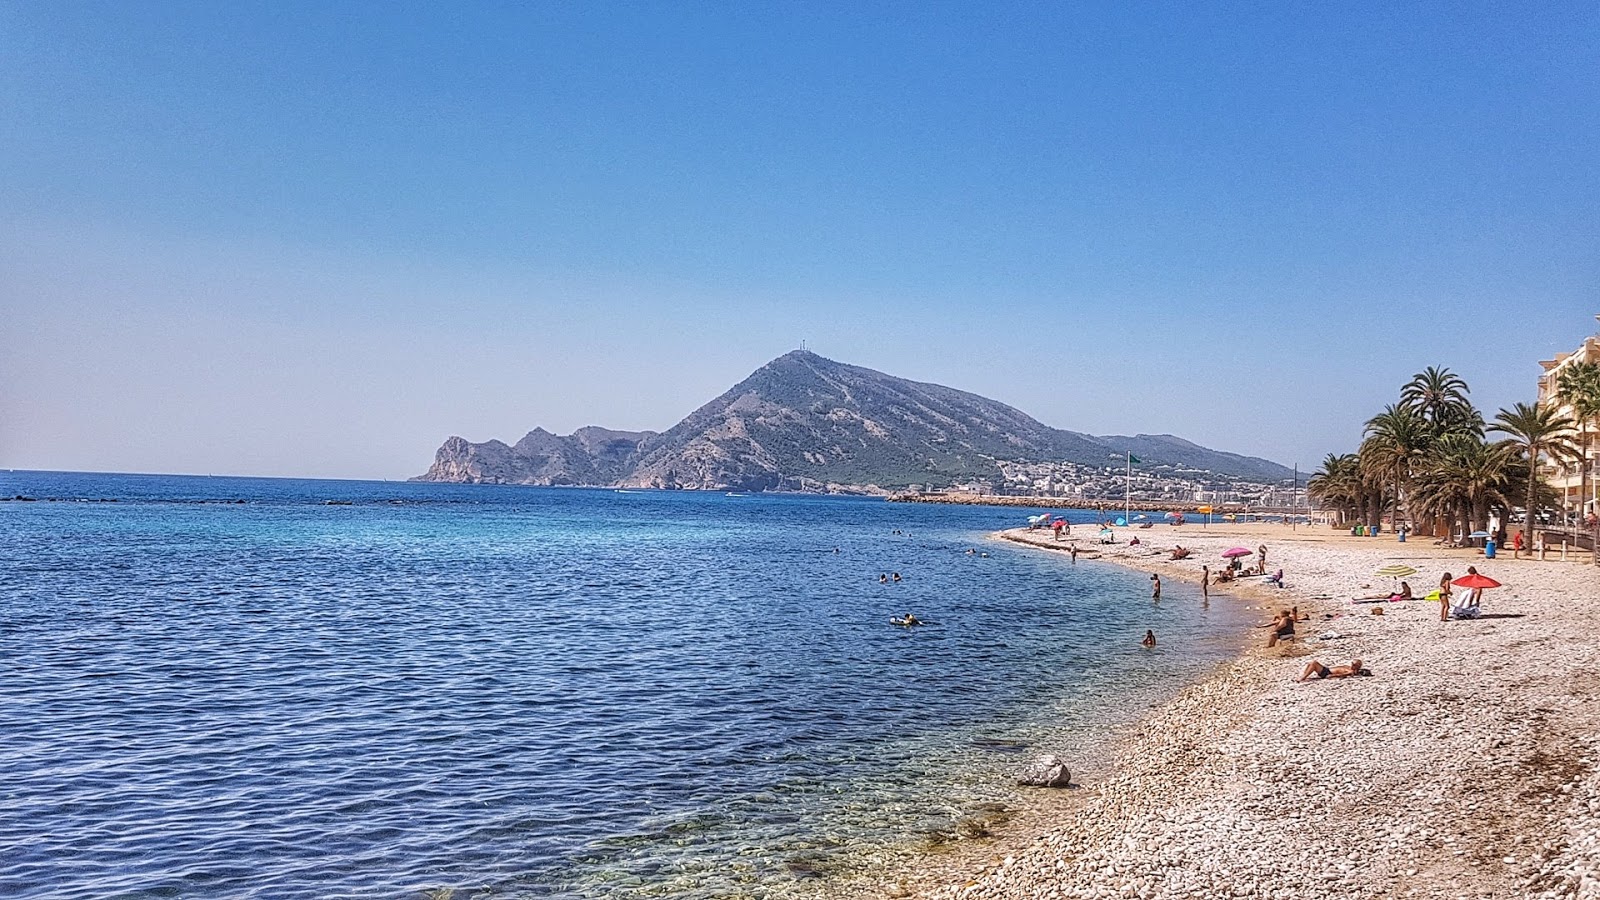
[0,473,1251,898]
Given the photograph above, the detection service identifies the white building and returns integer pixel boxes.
[1537,317,1600,518]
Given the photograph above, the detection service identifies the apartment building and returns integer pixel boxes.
[1537,317,1600,518]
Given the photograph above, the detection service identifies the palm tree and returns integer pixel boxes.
[1361,404,1433,528]
[1556,360,1600,520]
[1410,433,1518,540]
[1491,401,1581,553]
[1307,453,1361,524]
[1401,366,1473,429]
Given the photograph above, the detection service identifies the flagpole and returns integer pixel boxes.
[1125,451,1132,524]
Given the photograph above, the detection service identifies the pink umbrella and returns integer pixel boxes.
[1222,547,1254,558]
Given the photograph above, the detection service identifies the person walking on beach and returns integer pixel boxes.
[1150,573,1161,602]
[1438,572,1453,621]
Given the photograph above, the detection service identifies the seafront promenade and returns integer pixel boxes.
[885,493,1295,514]
[842,522,1600,900]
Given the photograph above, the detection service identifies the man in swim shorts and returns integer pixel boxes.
[1296,658,1370,682]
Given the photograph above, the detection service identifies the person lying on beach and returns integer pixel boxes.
[1141,629,1157,647]
[1266,568,1285,586]
[1353,581,1412,602]
[1296,659,1372,682]
[1170,546,1192,560]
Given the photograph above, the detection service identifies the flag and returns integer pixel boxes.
[1129,454,1140,465]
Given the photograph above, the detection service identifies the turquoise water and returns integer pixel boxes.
[0,473,1250,898]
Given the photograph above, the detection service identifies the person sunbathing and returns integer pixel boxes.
[1264,610,1295,647]
[1266,568,1285,586]
[1353,581,1412,602]
[1170,546,1192,560]
[1296,659,1372,682]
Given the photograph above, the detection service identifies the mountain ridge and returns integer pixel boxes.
[414,350,1291,491]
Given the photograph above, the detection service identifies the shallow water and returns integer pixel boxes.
[0,473,1250,898]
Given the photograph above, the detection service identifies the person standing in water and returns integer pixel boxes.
[1201,565,1210,599]
[1070,545,1079,565]
[1151,573,1162,601]
[1141,630,1157,647]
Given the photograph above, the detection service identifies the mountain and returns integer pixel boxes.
[417,427,655,486]
[413,351,1292,491]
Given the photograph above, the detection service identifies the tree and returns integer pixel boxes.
[1401,366,1473,430]
[1308,453,1361,524]
[1409,433,1518,541]
[1490,401,1580,554]
[1361,404,1433,527]
[1556,360,1600,520]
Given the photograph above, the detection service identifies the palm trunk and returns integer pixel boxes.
[1581,429,1592,521]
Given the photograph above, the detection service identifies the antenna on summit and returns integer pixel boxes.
[799,339,808,352]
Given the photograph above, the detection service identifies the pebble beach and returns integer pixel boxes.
[856,522,1600,900]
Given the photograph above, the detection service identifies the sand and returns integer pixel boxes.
[854,522,1600,900]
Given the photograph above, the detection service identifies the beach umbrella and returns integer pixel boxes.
[1374,564,1418,578]
[1163,511,1179,519]
[1222,547,1254,558]
[1133,514,1148,521]
[1452,573,1502,590]
[1468,531,1490,538]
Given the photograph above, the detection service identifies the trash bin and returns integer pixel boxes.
[1397,528,1406,543]
[1485,538,1497,559]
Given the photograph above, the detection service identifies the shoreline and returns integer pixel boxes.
[846,522,1600,899]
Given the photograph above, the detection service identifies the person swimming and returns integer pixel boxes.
[879,574,888,584]
[892,613,922,626]
[1141,629,1157,647]
[892,572,902,583]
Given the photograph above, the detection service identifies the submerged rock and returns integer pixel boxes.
[1017,754,1072,788]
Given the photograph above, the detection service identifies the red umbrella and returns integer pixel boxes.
[1222,547,1254,558]
[1452,573,1502,590]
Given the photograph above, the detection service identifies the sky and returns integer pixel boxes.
[2,1,1597,480]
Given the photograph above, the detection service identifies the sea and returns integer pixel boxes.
[0,472,1253,899]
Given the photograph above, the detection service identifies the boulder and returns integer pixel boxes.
[1018,754,1072,787]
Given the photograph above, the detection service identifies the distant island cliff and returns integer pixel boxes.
[414,351,1293,494]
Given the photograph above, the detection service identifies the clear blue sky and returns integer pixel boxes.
[2,2,1596,479]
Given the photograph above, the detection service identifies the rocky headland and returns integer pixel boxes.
[414,351,1293,493]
